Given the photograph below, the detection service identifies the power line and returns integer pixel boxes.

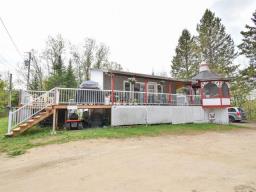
[0,16,23,59]
[0,52,18,72]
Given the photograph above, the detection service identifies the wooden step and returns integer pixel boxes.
[27,119,35,123]
[39,112,48,116]
[19,123,28,128]
[13,127,21,132]
[33,115,41,119]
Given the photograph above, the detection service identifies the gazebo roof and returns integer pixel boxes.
[192,62,230,81]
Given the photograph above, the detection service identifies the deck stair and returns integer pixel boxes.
[6,88,56,137]
[8,108,53,136]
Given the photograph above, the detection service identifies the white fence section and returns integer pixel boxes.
[111,106,229,126]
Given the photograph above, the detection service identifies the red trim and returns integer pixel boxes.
[202,105,230,108]
[189,83,194,104]
[168,81,172,103]
[111,74,115,104]
[144,79,148,104]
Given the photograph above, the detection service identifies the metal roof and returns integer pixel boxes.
[192,70,230,81]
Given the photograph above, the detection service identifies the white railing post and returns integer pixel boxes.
[7,110,12,134]
[55,87,60,105]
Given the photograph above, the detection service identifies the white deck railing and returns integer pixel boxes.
[20,90,47,105]
[57,88,201,106]
[8,87,201,133]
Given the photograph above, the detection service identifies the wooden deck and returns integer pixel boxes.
[52,104,112,109]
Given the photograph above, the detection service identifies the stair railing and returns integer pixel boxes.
[7,88,57,134]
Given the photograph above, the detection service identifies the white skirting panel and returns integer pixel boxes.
[202,98,221,106]
[222,98,231,105]
[111,106,229,126]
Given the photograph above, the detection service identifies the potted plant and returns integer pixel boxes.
[128,77,136,85]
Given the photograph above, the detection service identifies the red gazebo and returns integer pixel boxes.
[192,62,231,108]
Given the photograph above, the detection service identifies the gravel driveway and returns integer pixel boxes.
[0,129,256,192]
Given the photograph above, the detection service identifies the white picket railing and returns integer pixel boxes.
[7,88,56,134]
[57,88,201,106]
[20,90,47,105]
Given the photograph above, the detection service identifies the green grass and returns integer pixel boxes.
[0,116,240,157]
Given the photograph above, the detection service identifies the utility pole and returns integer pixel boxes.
[8,73,12,109]
[24,52,31,90]
[7,73,13,134]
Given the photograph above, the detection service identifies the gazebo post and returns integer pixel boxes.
[218,81,223,106]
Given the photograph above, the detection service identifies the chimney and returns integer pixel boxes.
[199,61,210,72]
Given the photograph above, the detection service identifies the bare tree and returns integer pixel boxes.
[30,49,44,90]
[94,43,109,69]
[42,34,66,75]
[71,38,96,81]
[103,61,123,71]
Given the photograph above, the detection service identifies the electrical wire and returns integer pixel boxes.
[0,16,23,59]
[0,52,18,73]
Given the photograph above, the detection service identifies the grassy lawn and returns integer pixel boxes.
[0,116,240,157]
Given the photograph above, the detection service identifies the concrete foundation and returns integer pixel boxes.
[111,106,228,126]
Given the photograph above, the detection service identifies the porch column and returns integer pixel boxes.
[168,81,172,104]
[144,79,148,104]
[52,108,57,134]
[189,83,194,104]
[111,74,115,104]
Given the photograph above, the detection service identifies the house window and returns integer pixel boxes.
[134,82,145,92]
[157,84,163,93]
[148,84,155,93]
[124,81,131,91]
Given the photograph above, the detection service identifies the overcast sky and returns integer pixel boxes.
[0,0,255,81]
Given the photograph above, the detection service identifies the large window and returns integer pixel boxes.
[204,82,218,98]
[157,84,163,93]
[124,81,131,91]
[134,82,145,92]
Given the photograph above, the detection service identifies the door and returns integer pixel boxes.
[148,83,157,104]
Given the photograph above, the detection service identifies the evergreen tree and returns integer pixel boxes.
[238,10,256,67]
[29,75,40,90]
[196,9,237,76]
[171,29,198,79]
[64,60,77,88]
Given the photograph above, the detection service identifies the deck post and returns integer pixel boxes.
[7,111,12,134]
[55,88,60,105]
[111,74,115,104]
[51,108,57,135]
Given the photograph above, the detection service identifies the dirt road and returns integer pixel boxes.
[1,129,256,192]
